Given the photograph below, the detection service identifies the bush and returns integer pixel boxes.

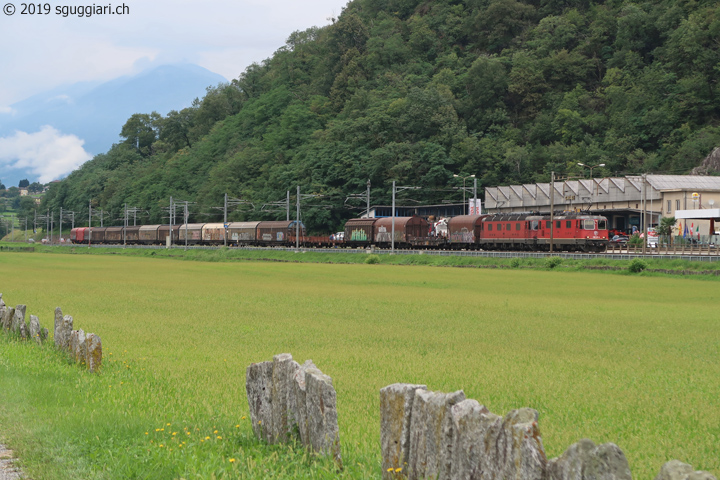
[365,254,380,264]
[628,258,648,273]
[545,256,562,269]
[509,258,521,268]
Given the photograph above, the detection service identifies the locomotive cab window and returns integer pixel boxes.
[598,219,607,229]
[583,219,596,230]
[531,221,539,230]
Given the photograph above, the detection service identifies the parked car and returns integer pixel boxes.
[610,235,629,245]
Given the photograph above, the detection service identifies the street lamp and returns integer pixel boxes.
[453,174,476,215]
[577,163,605,178]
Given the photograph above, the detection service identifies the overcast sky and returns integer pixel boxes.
[0,0,350,183]
[0,0,349,108]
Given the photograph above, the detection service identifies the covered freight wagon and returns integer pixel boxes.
[178,223,205,244]
[104,227,124,244]
[139,225,161,244]
[227,222,260,245]
[157,225,181,245]
[202,223,226,244]
[70,227,88,244]
[447,215,487,246]
[373,216,428,246]
[344,218,376,245]
[256,221,305,245]
[87,227,107,243]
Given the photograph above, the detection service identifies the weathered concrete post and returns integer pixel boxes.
[10,305,29,339]
[407,389,466,480]
[654,460,717,480]
[380,383,427,479]
[547,439,631,480]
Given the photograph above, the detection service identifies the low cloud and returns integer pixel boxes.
[0,106,14,115]
[0,126,92,183]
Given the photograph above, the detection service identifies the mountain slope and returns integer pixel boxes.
[42,0,720,233]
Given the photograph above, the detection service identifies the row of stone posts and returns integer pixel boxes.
[245,353,342,467]
[0,293,102,372]
[379,383,717,480]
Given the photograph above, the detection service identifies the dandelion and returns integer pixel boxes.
[395,468,402,473]
[217,436,222,440]
[172,432,177,436]
[214,430,218,434]
[166,423,171,426]
[235,425,240,428]
[258,420,262,425]
[186,432,191,435]
[241,416,246,420]
[205,436,210,440]
[145,432,148,435]
[155,429,160,432]
[159,444,164,448]
[387,468,394,472]
[229,458,236,463]
[160,428,165,432]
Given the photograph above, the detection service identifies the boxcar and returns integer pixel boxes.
[104,227,124,244]
[447,215,487,248]
[125,226,141,244]
[139,225,161,244]
[202,223,226,244]
[87,227,107,243]
[70,227,88,244]
[256,221,305,245]
[373,216,429,247]
[227,222,260,245]
[157,225,181,245]
[344,218,376,246]
[178,223,205,245]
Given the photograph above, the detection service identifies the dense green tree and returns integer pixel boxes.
[41,0,720,233]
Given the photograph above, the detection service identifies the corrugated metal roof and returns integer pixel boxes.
[640,175,720,191]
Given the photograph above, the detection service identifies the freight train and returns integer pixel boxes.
[70,212,609,252]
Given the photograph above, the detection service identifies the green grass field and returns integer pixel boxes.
[0,252,718,479]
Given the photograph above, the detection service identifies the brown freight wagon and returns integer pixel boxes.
[344,218,376,245]
[104,227,124,244]
[157,225,181,245]
[447,215,487,247]
[125,226,141,244]
[178,223,205,244]
[256,221,305,245]
[87,227,107,243]
[139,225,161,244]
[373,216,429,247]
[227,221,260,245]
[202,223,226,244]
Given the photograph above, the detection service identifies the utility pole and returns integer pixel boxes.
[642,174,647,255]
[224,193,228,247]
[550,171,555,253]
[367,179,371,218]
[60,207,63,243]
[296,186,300,250]
[169,196,174,248]
[286,190,290,221]
[473,177,478,215]
[392,181,396,254]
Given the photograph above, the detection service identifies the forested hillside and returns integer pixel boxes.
[42,0,720,232]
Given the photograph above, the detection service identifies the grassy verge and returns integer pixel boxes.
[0,253,719,479]
[3,242,720,277]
